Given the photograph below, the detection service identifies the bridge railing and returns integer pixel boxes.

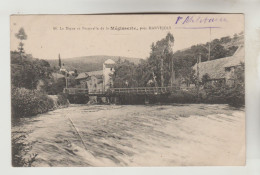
[63,88,88,94]
[108,86,179,94]
[64,88,107,95]
[64,86,181,95]
[88,89,106,95]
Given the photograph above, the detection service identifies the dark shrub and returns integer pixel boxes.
[46,78,66,95]
[12,133,38,167]
[57,93,69,106]
[168,89,198,103]
[67,94,89,104]
[11,87,55,119]
[201,83,227,104]
[11,52,52,90]
[200,63,245,107]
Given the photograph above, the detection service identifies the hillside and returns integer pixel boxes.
[47,32,243,73]
[47,55,142,73]
[172,32,244,69]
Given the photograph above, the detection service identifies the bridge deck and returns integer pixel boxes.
[64,86,179,96]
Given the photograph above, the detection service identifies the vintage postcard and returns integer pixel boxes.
[10,14,245,166]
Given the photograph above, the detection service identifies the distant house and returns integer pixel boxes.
[75,70,103,92]
[68,71,76,76]
[60,64,68,74]
[85,70,103,93]
[75,72,89,89]
[75,59,115,92]
[193,45,244,86]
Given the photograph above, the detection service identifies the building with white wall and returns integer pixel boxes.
[103,59,115,91]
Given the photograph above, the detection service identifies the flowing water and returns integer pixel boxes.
[12,104,245,166]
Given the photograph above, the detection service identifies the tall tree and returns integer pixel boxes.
[112,60,138,88]
[210,44,228,60]
[58,54,61,68]
[15,28,27,57]
[112,33,175,88]
[11,52,52,90]
[74,69,78,77]
[225,62,245,106]
[147,32,175,87]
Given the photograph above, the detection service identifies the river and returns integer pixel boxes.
[12,104,245,166]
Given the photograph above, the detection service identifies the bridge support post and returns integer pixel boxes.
[114,96,120,104]
[144,96,150,104]
[106,96,110,104]
[89,96,98,104]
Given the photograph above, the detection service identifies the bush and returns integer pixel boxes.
[57,93,69,106]
[67,94,89,104]
[11,87,55,119]
[46,78,66,95]
[223,83,245,107]
[200,64,245,107]
[201,83,227,104]
[12,133,38,167]
[168,89,198,103]
[200,82,244,107]
[11,52,52,90]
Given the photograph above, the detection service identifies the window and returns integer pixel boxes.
[225,67,231,72]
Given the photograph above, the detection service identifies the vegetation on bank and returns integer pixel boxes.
[112,32,245,107]
[201,63,245,107]
[11,28,71,166]
[12,131,38,167]
[11,88,54,119]
[11,28,70,120]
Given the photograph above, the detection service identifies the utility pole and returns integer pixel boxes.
[58,53,61,68]
[170,57,173,87]
[170,56,175,88]
[197,54,201,99]
[160,56,164,87]
[65,72,68,89]
[160,47,166,87]
[208,27,211,61]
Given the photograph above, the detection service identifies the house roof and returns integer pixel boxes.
[104,59,115,64]
[224,45,244,68]
[104,59,115,68]
[75,70,103,80]
[52,73,65,79]
[95,74,103,79]
[193,45,244,80]
[75,72,88,80]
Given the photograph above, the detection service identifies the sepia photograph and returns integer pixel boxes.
[10,14,245,167]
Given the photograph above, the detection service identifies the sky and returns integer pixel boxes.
[10,14,244,60]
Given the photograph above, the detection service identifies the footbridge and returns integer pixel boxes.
[63,86,180,96]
